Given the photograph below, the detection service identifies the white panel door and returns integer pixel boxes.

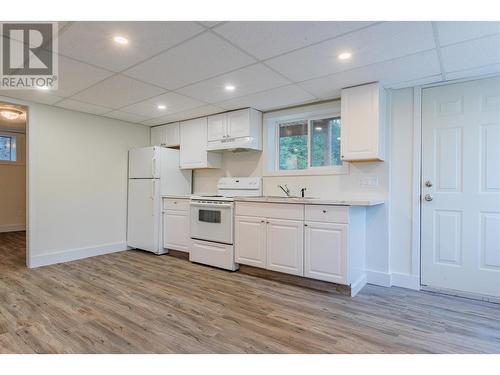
[207,113,227,141]
[129,146,159,178]
[234,215,267,268]
[127,179,160,252]
[163,211,189,251]
[422,77,500,298]
[304,222,347,284]
[227,109,250,139]
[266,219,304,276]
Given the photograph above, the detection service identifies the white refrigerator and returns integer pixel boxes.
[127,146,192,254]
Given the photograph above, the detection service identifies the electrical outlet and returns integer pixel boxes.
[360,176,378,187]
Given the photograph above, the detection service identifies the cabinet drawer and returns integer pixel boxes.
[163,198,190,211]
[235,202,303,221]
[305,205,349,223]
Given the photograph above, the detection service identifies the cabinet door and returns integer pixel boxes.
[165,122,180,147]
[180,118,207,168]
[341,82,384,161]
[235,215,267,268]
[304,222,347,284]
[227,109,250,139]
[163,211,189,251]
[150,126,164,146]
[207,113,227,142]
[266,219,304,276]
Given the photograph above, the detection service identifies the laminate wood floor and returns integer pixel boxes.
[1,231,499,353]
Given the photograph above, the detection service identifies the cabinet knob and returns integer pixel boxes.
[304,223,308,227]
[261,220,265,223]
[322,210,327,213]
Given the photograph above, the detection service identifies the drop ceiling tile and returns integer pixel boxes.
[441,34,500,73]
[299,49,441,99]
[123,32,256,90]
[142,104,224,125]
[213,21,376,60]
[58,21,204,72]
[120,92,204,117]
[199,21,224,28]
[176,63,290,103]
[216,84,315,111]
[104,110,151,124]
[445,63,500,81]
[0,89,63,105]
[436,21,500,46]
[54,56,114,97]
[55,98,112,115]
[266,22,435,82]
[71,74,165,108]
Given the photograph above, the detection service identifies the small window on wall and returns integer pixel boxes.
[275,116,343,173]
[0,134,16,162]
[265,102,348,176]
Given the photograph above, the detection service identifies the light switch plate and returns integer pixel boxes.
[360,176,379,187]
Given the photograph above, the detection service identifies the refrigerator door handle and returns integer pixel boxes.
[151,180,156,216]
[152,157,157,177]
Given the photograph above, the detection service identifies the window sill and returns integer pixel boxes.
[263,164,349,177]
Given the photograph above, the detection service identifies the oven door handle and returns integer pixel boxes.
[190,202,233,209]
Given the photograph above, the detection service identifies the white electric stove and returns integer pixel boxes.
[189,177,262,270]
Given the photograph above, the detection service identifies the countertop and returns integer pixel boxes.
[162,195,191,199]
[233,196,385,206]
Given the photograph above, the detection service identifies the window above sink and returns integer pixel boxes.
[263,100,349,177]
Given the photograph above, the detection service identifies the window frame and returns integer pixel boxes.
[265,106,348,177]
[0,131,24,165]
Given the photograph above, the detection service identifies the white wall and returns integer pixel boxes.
[26,103,149,267]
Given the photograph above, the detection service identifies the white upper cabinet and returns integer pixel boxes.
[207,108,262,151]
[207,113,227,142]
[150,126,164,147]
[150,122,180,147]
[341,82,386,161]
[164,122,180,147]
[179,117,222,169]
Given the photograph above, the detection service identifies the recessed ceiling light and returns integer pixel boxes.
[338,51,352,60]
[157,104,166,110]
[225,84,236,91]
[113,36,129,45]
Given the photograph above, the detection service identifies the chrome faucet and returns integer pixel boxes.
[278,184,291,197]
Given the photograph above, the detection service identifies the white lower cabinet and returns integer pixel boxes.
[162,198,190,252]
[163,210,189,251]
[234,202,368,296]
[266,219,303,276]
[235,216,266,268]
[304,221,347,284]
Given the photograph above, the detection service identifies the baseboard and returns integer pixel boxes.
[0,224,25,233]
[29,242,131,268]
[391,272,420,290]
[350,274,367,297]
[365,269,392,287]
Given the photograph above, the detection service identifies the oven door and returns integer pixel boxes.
[189,202,234,244]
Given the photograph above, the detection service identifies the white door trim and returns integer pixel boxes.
[411,86,422,282]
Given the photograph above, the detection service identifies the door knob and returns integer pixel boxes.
[425,180,433,187]
[424,194,433,202]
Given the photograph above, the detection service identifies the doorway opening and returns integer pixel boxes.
[0,101,28,267]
